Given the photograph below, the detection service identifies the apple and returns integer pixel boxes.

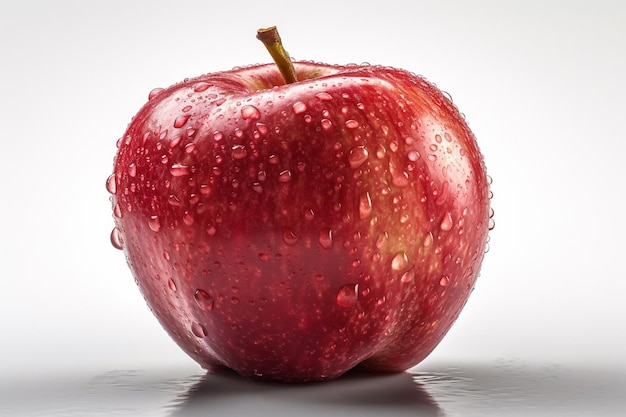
[107,27,492,382]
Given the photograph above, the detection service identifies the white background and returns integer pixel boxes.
[1,0,625,411]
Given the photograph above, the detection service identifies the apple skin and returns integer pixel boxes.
[108,61,491,382]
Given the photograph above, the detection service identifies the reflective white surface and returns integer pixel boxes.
[2,359,625,416]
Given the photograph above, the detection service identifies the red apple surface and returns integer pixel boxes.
[107,28,492,382]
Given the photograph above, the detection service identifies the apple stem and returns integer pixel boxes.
[257,26,297,84]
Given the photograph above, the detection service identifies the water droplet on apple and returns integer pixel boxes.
[110,227,123,250]
[376,145,387,159]
[258,252,270,261]
[321,118,333,131]
[318,228,333,249]
[427,154,437,162]
[345,120,359,129]
[423,231,434,247]
[174,114,191,128]
[435,181,449,205]
[170,164,190,177]
[278,170,292,182]
[113,203,122,218]
[400,266,415,283]
[391,252,409,271]
[391,168,409,187]
[194,289,215,311]
[168,278,177,292]
[231,144,248,160]
[348,146,369,169]
[105,174,117,194]
[439,275,450,286]
[359,192,373,219]
[440,213,453,231]
[127,163,137,177]
[148,88,164,100]
[292,101,307,114]
[241,105,261,120]
[191,322,207,338]
[407,150,420,161]
[184,143,196,154]
[336,284,358,308]
[148,215,161,232]
[268,154,280,165]
[315,92,333,101]
[282,227,298,246]
[256,122,269,136]
[213,131,223,142]
[183,211,195,226]
[193,82,211,92]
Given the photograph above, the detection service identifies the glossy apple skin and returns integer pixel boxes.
[109,62,491,382]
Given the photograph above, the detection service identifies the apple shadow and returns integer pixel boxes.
[167,368,445,417]
[167,360,626,417]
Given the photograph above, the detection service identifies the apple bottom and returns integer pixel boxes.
[126,229,471,382]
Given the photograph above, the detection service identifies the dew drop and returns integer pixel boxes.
[191,322,207,338]
[359,192,373,219]
[193,82,211,92]
[488,217,496,231]
[231,144,248,159]
[183,211,195,226]
[194,289,215,311]
[148,88,164,100]
[170,164,190,177]
[376,145,387,159]
[348,146,369,169]
[440,212,453,231]
[292,101,307,114]
[318,228,333,249]
[390,165,409,187]
[376,232,388,248]
[278,170,292,182]
[213,131,223,141]
[149,215,161,232]
[439,275,450,287]
[435,181,449,206]
[423,231,434,247]
[113,203,122,218]
[241,105,261,120]
[336,283,358,308]
[391,252,409,271]
[184,143,196,154]
[110,227,123,250]
[315,92,333,101]
[127,163,137,177]
[282,227,299,246]
[256,122,269,136]
[105,174,117,194]
[258,252,270,261]
[182,105,192,113]
[400,266,415,283]
[321,118,333,131]
[345,119,359,129]
[168,278,177,292]
[407,150,420,161]
[174,114,191,128]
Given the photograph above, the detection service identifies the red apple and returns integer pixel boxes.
[107,27,492,382]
